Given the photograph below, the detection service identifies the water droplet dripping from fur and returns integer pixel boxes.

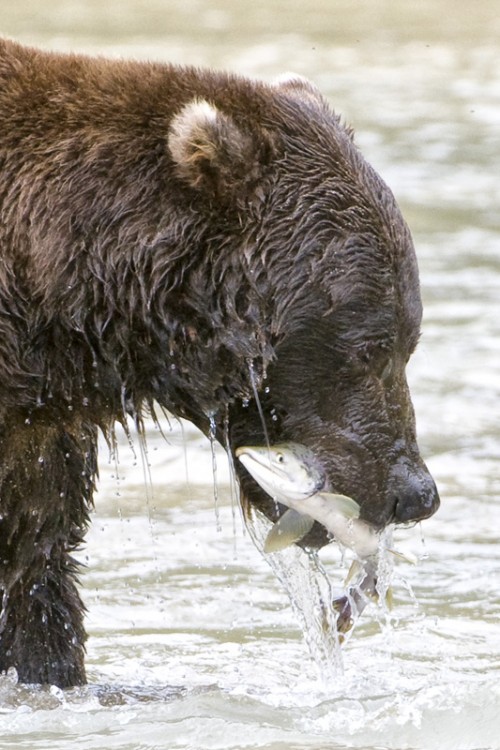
[247,360,270,449]
[207,411,222,533]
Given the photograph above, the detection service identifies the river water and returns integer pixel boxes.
[0,1,499,749]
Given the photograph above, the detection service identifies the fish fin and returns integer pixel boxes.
[371,584,394,607]
[386,547,418,565]
[318,492,361,519]
[332,594,354,635]
[264,509,315,553]
[343,559,364,586]
[385,587,394,610]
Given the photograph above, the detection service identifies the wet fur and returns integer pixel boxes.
[0,40,438,687]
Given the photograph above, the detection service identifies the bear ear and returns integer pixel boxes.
[274,73,353,138]
[273,73,327,109]
[168,99,270,200]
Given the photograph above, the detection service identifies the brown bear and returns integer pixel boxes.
[0,38,439,688]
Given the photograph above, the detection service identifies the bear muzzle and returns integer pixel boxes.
[387,458,440,525]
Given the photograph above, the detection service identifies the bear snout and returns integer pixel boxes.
[388,458,440,524]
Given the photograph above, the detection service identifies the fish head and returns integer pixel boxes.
[235,442,325,505]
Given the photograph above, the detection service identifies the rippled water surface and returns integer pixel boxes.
[0,1,499,748]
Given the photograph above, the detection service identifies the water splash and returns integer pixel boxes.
[375,528,396,611]
[244,507,344,685]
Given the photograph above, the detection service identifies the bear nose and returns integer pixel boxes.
[389,460,440,524]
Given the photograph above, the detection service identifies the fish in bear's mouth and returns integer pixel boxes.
[236,442,415,634]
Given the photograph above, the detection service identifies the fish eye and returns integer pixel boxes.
[276,453,285,464]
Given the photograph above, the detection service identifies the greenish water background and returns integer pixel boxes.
[0,2,498,749]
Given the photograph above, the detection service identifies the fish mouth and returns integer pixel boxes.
[235,446,287,501]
